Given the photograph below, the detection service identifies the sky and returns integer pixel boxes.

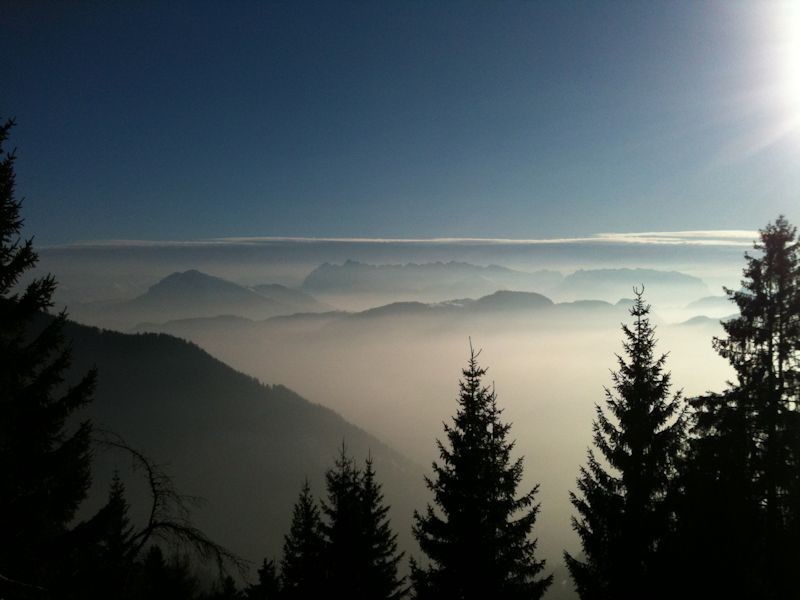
[2,0,799,245]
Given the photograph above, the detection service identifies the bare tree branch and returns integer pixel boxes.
[93,429,248,577]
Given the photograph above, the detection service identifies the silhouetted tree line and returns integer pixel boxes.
[563,216,800,600]
[244,448,405,600]
[3,117,800,599]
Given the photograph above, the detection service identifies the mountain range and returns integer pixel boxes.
[684,295,735,316]
[555,268,710,305]
[66,264,717,334]
[69,270,330,330]
[301,260,564,307]
[137,289,636,341]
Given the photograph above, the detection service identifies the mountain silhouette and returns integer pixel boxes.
[252,283,332,312]
[301,260,563,305]
[684,295,733,316]
[556,268,709,305]
[136,289,639,338]
[70,270,329,330]
[470,290,554,311]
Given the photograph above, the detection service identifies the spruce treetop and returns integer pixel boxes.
[412,343,551,600]
[566,289,685,599]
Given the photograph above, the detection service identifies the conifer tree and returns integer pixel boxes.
[359,457,405,600]
[411,345,552,600]
[98,472,136,573]
[78,472,136,597]
[565,290,685,600]
[246,559,280,600]
[58,472,135,599]
[682,216,800,599]
[281,480,325,600]
[676,389,760,600]
[319,446,406,600]
[321,446,363,596]
[0,118,96,588]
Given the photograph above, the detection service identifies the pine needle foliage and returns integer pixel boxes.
[281,480,325,600]
[683,216,800,599]
[321,446,405,600]
[412,344,551,600]
[566,290,685,600]
[0,118,96,589]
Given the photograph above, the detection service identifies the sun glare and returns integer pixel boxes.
[727,1,800,159]
[777,2,800,109]
[769,0,800,142]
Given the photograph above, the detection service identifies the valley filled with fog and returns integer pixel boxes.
[40,236,744,592]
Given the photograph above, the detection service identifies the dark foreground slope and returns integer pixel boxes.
[63,319,425,570]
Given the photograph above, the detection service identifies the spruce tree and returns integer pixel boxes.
[411,345,552,600]
[319,446,406,600]
[98,473,136,574]
[565,290,685,600]
[246,559,280,600]
[80,472,136,597]
[683,216,800,599]
[59,472,135,599]
[676,389,760,599]
[0,118,96,587]
[359,457,405,600]
[281,480,325,600]
[320,446,363,596]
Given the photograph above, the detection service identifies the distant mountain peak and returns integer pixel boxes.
[471,290,554,310]
[146,269,261,297]
[72,269,329,330]
[301,260,564,302]
[557,267,709,305]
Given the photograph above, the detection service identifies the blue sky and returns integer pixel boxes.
[3,1,799,244]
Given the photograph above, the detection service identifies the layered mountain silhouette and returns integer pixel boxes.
[67,265,714,334]
[135,291,637,355]
[62,318,423,566]
[70,270,329,330]
[556,268,709,305]
[299,261,713,310]
[251,282,331,312]
[139,289,627,328]
[684,295,734,316]
[471,289,554,311]
[301,260,563,306]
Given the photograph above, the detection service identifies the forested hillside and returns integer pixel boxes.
[62,320,424,566]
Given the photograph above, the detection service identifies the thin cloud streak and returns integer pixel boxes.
[44,230,757,251]
[595,230,757,246]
